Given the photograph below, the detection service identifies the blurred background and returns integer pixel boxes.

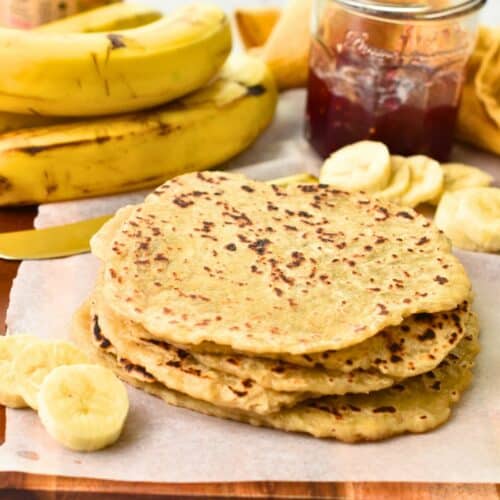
[139,0,499,24]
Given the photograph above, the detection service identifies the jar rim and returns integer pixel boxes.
[332,0,486,20]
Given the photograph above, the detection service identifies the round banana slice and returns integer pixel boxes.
[459,187,500,253]
[399,155,444,208]
[430,163,494,205]
[38,364,129,452]
[435,192,477,251]
[319,141,391,193]
[376,156,411,201]
[0,335,40,408]
[14,340,89,410]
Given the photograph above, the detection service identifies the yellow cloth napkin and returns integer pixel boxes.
[456,27,500,155]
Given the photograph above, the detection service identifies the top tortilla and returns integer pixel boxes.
[92,171,471,355]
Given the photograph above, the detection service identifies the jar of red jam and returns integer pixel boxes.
[305,0,486,161]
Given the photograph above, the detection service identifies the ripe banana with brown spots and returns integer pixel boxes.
[0,2,163,135]
[0,3,231,116]
[0,55,277,205]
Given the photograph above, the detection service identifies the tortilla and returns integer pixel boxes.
[191,349,396,394]
[73,302,479,443]
[187,301,470,380]
[89,296,309,416]
[92,281,398,396]
[92,171,470,355]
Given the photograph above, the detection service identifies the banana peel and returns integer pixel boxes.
[235,0,312,91]
[475,33,500,128]
[456,26,500,156]
[456,84,500,156]
[235,8,280,49]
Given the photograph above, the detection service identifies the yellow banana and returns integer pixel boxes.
[0,3,231,116]
[36,2,162,34]
[0,112,71,136]
[0,54,277,205]
[0,2,164,135]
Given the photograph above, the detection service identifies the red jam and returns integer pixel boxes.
[305,68,459,161]
[305,28,466,162]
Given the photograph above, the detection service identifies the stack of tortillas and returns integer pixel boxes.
[73,171,479,442]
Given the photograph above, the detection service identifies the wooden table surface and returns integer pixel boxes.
[0,208,497,500]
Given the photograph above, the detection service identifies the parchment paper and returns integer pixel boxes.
[1,87,499,484]
[2,0,500,482]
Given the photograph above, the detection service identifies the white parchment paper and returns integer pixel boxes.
[2,0,500,482]
[2,88,500,484]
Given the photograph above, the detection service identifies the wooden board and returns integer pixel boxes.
[0,208,498,500]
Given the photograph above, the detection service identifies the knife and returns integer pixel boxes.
[0,173,318,261]
[0,215,111,260]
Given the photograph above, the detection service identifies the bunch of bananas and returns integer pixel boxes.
[0,2,278,205]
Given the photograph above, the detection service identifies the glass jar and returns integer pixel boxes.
[305,0,486,161]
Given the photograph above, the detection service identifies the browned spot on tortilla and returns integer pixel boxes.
[434,275,449,285]
[248,238,271,255]
[173,197,194,208]
[242,379,254,388]
[229,387,247,397]
[418,328,436,341]
[416,237,430,246]
[397,211,414,220]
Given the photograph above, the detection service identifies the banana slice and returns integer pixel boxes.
[435,192,477,251]
[0,335,40,408]
[442,163,494,192]
[14,340,89,410]
[435,188,500,253]
[38,364,129,452]
[430,163,494,205]
[376,156,411,201]
[319,141,391,193]
[459,187,500,253]
[399,155,444,207]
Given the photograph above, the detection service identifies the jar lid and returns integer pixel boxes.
[333,0,486,20]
